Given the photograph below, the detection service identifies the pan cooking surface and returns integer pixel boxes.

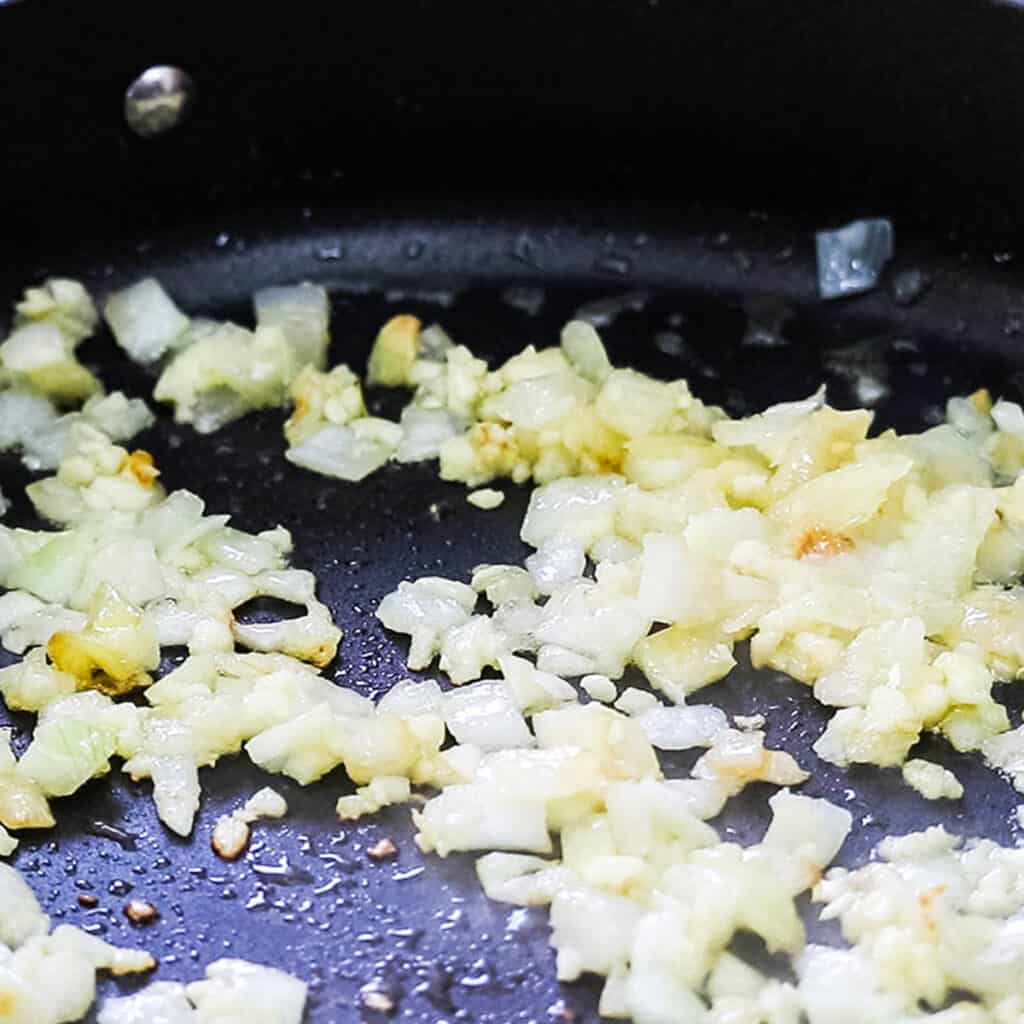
[3,217,1024,1022]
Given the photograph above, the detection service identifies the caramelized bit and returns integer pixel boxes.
[968,388,993,415]
[366,313,422,387]
[124,898,159,925]
[77,893,99,908]
[125,449,159,486]
[211,817,251,861]
[794,526,854,559]
[367,837,398,861]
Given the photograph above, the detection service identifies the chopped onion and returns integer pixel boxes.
[443,680,533,751]
[395,406,461,463]
[635,704,729,749]
[211,786,288,859]
[901,758,964,800]
[104,278,190,363]
[285,421,397,482]
[467,487,505,510]
[16,278,98,344]
[253,281,329,369]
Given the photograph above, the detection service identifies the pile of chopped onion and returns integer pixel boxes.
[7,275,1024,1022]
[375,352,1024,786]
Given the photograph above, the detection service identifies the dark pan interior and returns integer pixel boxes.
[4,209,1024,1022]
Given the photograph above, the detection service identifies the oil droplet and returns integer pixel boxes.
[87,821,139,850]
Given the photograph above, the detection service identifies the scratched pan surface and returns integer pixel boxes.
[3,212,1024,1022]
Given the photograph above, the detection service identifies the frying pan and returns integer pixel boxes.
[5,2,1024,1021]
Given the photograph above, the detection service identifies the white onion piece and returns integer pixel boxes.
[613,687,660,716]
[376,679,443,718]
[443,681,533,751]
[285,422,396,482]
[104,278,190,363]
[0,862,49,947]
[525,536,585,596]
[184,959,307,1024]
[395,406,461,463]
[901,758,964,800]
[520,475,625,550]
[580,674,616,703]
[560,320,612,384]
[98,982,196,1024]
[253,281,329,369]
[636,704,729,749]
[16,278,98,343]
[992,398,1024,439]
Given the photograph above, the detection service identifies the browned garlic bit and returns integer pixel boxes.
[211,787,289,861]
[123,898,159,925]
[367,837,398,861]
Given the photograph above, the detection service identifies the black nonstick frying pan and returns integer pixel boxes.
[6,2,1024,1021]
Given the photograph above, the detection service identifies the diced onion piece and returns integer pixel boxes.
[581,674,617,703]
[212,786,288,859]
[476,852,569,905]
[0,321,100,402]
[467,488,505,510]
[285,421,397,482]
[760,790,852,891]
[185,959,307,1024]
[16,278,98,343]
[560,320,612,384]
[498,654,577,714]
[104,278,190,363]
[613,687,660,716]
[284,363,365,445]
[253,282,329,369]
[0,862,49,947]
[636,704,729,749]
[633,626,737,704]
[336,775,411,821]
[0,389,60,454]
[367,314,421,387]
[17,718,118,797]
[155,322,299,432]
[443,681,533,751]
[901,758,964,800]
[97,982,195,1024]
[0,824,17,856]
[395,406,462,463]
[521,475,625,550]
[525,536,585,595]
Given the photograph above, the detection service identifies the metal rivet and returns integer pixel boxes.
[124,65,195,138]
